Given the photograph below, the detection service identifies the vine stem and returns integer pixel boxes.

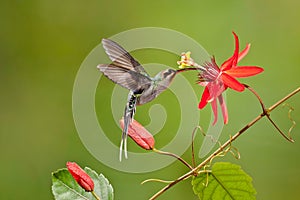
[268,87,300,112]
[243,84,294,142]
[149,86,300,200]
[153,148,194,171]
[91,191,101,200]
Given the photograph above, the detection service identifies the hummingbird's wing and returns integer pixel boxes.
[101,38,149,76]
[98,39,152,93]
[97,63,152,94]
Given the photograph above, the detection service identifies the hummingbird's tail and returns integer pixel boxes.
[119,126,128,161]
[119,92,137,161]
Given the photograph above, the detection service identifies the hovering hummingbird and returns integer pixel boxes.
[97,39,178,161]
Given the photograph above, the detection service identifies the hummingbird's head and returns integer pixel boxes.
[138,69,177,105]
[157,69,177,87]
[154,69,177,89]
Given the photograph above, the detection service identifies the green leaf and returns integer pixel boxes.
[192,162,256,200]
[84,167,114,200]
[52,167,114,200]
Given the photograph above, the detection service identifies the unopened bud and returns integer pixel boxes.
[120,119,155,150]
[66,162,94,192]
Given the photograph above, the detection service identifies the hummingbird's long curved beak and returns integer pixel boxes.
[176,67,201,74]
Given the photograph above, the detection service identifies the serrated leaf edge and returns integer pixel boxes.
[51,169,89,200]
[84,167,114,200]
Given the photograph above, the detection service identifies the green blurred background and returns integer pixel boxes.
[1,0,300,199]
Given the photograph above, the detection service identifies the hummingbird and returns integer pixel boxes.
[97,39,178,161]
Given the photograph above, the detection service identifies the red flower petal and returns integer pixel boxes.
[207,83,219,102]
[221,32,239,71]
[207,81,227,103]
[198,87,210,109]
[221,73,245,92]
[237,43,251,63]
[66,162,94,192]
[225,66,264,78]
[120,119,155,150]
[231,32,239,67]
[218,95,228,124]
[221,56,234,71]
[211,99,218,125]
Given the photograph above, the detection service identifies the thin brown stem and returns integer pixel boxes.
[91,191,101,200]
[191,126,200,168]
[149,172,193,200]
[268,87,300,112]
[153,148,194,171]
[266,115,294,142]
[244,84,295,142]
[243,84,267,112]
[191,126,209,168]
[149,86,300,200]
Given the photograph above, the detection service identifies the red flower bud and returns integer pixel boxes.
[120,119,155,150]
[66,162,94,192]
